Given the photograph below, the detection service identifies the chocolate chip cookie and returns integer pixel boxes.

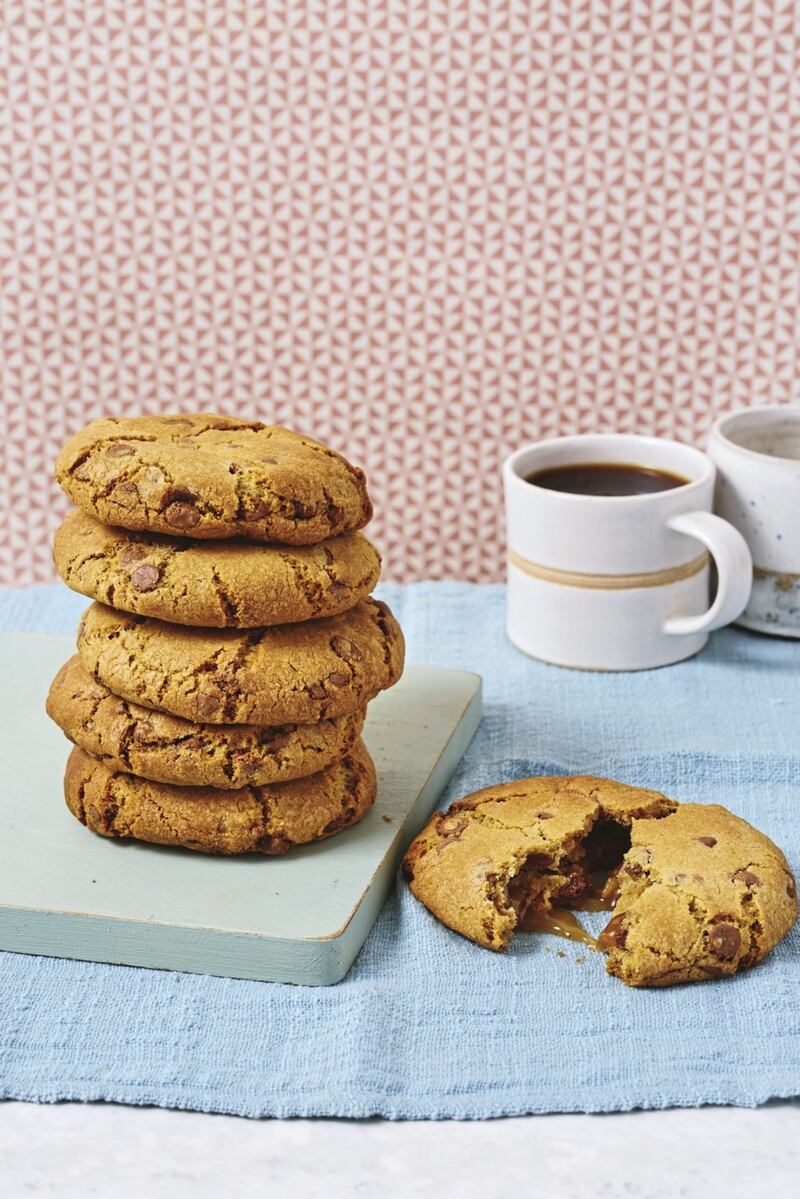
[598,803,798,987]
[55,414,372,544]
[64,740,376,855]
[47,656,365,788]
[76,597,404,725]
[403,776,675,953]
[54,509,381,627]
[403,775,797,987]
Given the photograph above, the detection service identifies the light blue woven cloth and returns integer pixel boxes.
[0,582,798,1119]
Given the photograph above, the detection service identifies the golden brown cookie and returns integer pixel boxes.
[47,656,365,788]
[403,776,675,952]
[76,598,404,725]
[55,413,372,544]
[64,740,377,855]
[404,776,797,987]
[54,509,381,627]
[598,803,798,987]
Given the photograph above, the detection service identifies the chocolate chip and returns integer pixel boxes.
[323,811,353,836]
[308,683,327,700]
[598,914,627,951]
[106,442,135,458]
[196,692,221,718]
[330,635,361,661]
[327,671,349,687]
[451,796,482,811]
[119,545,148,566]
[696,836,717,848]
[624,862,644,878]
[434,815,469,852]
[231,750,259,774]
[732,869,760,887]
[164,501,200,530]
[132,721,155,743]
[261,732,291,751]
[536,811,554,820]
[131,564,160,592]
[292,499,313,519]
[708,922,741,961]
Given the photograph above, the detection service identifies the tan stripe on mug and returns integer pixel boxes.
[507,547,709,591]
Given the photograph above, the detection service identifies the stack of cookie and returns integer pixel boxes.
[46,414,404,856]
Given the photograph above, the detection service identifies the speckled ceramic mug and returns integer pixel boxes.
[709,407,800,637]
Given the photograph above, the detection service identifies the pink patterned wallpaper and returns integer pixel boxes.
[2,2,799,586]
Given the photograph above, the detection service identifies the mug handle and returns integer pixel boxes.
[662,511,752,637]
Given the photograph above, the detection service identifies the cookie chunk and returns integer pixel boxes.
[403,776,675,952]
[64,740,376,855]
[76,598,404,725]
[54,509,381,627]
[599,803,798,987]
[55,414,372,544]
[47,656,365,788]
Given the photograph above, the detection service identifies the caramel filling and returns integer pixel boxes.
[506,819,631,949]
[516,907,599,948]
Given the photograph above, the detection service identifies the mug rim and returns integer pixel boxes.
[710,404,800,465]
[503,433,713,504]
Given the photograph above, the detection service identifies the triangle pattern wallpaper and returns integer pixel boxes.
[1,2,799,583]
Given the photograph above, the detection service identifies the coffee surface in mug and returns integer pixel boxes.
[526,461,688,497]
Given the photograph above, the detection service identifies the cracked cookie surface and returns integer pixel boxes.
[64,739,377,855]
[404,775,797,987]
[76,597,404,725]
[54,508,381,627]
[55,413,372,544]
[599,803,798,986]
[47,656,365,788]
[403,776,675,952]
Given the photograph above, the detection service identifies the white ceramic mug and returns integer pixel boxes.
[708,406,800,637]
[503,434,753,670]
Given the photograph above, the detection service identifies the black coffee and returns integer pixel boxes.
[526,462,687,497]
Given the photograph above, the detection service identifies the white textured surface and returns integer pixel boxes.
[1,1102,798,1197]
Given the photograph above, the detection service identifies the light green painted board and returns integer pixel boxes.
[0,631,481,985]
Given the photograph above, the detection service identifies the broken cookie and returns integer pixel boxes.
[599,802,798,986]
[403,776,797,987]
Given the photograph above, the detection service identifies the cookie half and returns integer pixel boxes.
[47,656,365,789]
[54,509,382,627]
[55,413,372,544]
[404,776,675,952]
[598,803,798,986]
[76,598,404,725]
[64,740,376,855]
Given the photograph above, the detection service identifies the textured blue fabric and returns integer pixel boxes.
[0,582,798,1119]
